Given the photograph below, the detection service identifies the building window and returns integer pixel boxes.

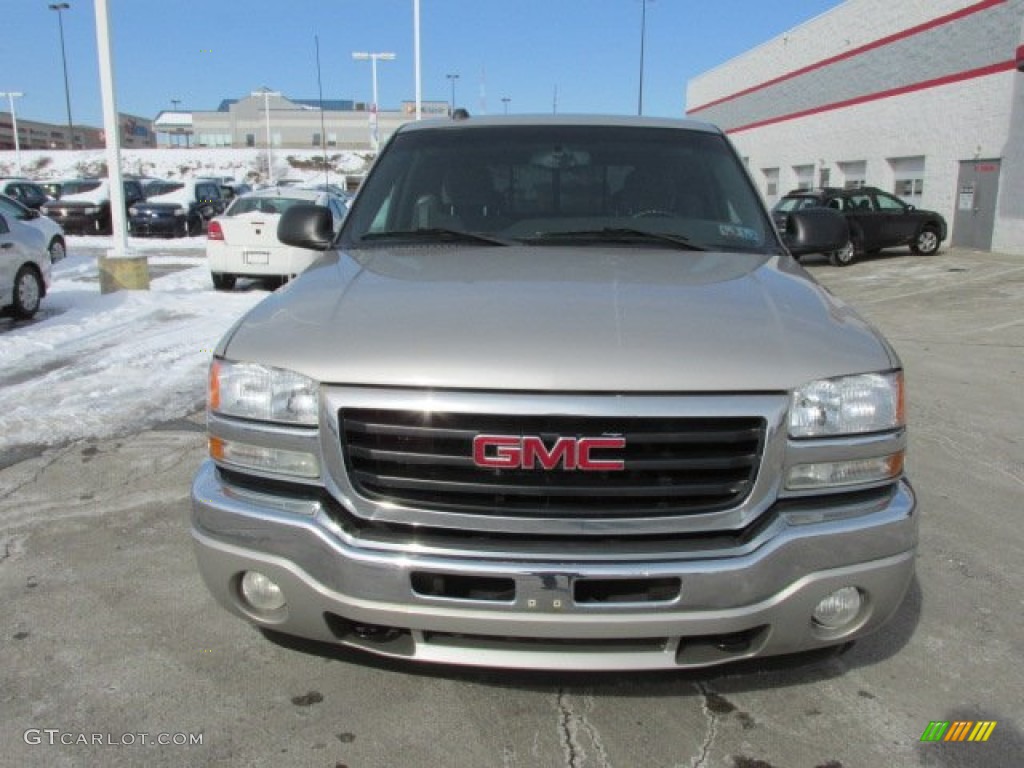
[888,155,925,206]
[792,164,814,191]
[312,133,321,147]
[819,168,831,188]
[762,167,779,200]
[838,160,867,189]
[327,132,337,147]
[246,133,255,147]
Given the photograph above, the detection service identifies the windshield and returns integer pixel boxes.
[61,180,103,196]
[227,196,316,216]
[342,125,776,253]
[773,196,820,213]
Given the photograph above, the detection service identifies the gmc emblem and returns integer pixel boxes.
[472,435,626,471]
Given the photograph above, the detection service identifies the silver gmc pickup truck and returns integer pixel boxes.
[191,116,916,671]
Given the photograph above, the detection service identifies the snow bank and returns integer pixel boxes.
[0,248,267,456]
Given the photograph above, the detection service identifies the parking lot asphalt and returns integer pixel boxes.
[2,247,1022,768]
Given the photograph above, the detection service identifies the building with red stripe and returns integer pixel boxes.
[687,0,1024,253]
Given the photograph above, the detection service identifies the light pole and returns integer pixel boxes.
[637,0,652,116]
[501,97,510,115]
[352,51,395,150]
[446,73,459,116]
[169,98,181,147]
[0,91,24,175]
[413,0,422,120]
[251,89,281,184]
[49,3,75,150]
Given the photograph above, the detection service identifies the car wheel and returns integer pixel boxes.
[48,237,66,262]
[828,239,857,267]
[12,266,43,319]
[187,216,202,237]
[911,226,940,255]
[211,273,236,291]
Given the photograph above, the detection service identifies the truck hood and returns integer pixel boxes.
[220,246,897,391]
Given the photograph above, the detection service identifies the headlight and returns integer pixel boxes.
[129,207,139,216]
[209,359,319,425]
[789,372,904,438]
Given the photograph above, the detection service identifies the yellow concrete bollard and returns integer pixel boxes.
[98,254,151,294]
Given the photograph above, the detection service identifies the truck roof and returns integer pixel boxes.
[394,114,723,135]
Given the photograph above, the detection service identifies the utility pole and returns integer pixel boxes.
[0,92,24,175]
[353,52,396,150]
[49,3,75,149]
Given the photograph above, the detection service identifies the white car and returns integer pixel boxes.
[206,188,347,290]
[0,193,67,262]
[0,208,52,319]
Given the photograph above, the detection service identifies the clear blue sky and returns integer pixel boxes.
[3,0,843,126]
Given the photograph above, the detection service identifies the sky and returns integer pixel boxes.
[2,0,844,127]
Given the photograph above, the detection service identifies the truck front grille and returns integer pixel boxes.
[339,409,765,518]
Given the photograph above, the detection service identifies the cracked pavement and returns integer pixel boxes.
[1,248,1022,767]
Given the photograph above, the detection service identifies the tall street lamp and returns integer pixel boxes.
[501,97,510,115]
[352,51,396,150]
[49,3,75,150]
[251,89,281,184]
[446,73,459,116]
[637,0,652,116]
[0,91,24,175]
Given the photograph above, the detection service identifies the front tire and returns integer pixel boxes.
[911,226,940,255]
[211,273,236,291]
[829,239,857,267]
[12,266,43,319]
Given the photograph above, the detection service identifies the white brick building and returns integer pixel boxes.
[687,0,1024,254]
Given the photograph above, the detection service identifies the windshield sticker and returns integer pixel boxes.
[718,224,760,242]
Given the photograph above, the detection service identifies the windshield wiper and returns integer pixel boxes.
[527,228,707,251]
[360,228,512,246]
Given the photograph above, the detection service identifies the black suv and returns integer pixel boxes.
[127,179,227,237]
[772,186,947,266]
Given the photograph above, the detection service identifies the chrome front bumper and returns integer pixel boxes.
[191,461,917,671]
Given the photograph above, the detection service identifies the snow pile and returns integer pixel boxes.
[0,249,267,456]
[0,147,372,186]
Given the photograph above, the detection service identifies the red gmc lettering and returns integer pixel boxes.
[472,435,626,471]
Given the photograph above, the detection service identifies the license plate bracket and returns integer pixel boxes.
[243,250,270,265]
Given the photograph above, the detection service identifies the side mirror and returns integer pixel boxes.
[27,209,40,220]
[278,204,334,251]
[783,207,849,257]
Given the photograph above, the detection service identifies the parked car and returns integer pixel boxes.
[0,208,51,319]
[0,193,67,262]
[128,178,226,237]
[206,187,346,289]
[40,179,145,235]
[772,186,947,266]
[0,178,52,211]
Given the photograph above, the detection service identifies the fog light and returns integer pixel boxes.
[812,587,862,629]
[240,571,286,612]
